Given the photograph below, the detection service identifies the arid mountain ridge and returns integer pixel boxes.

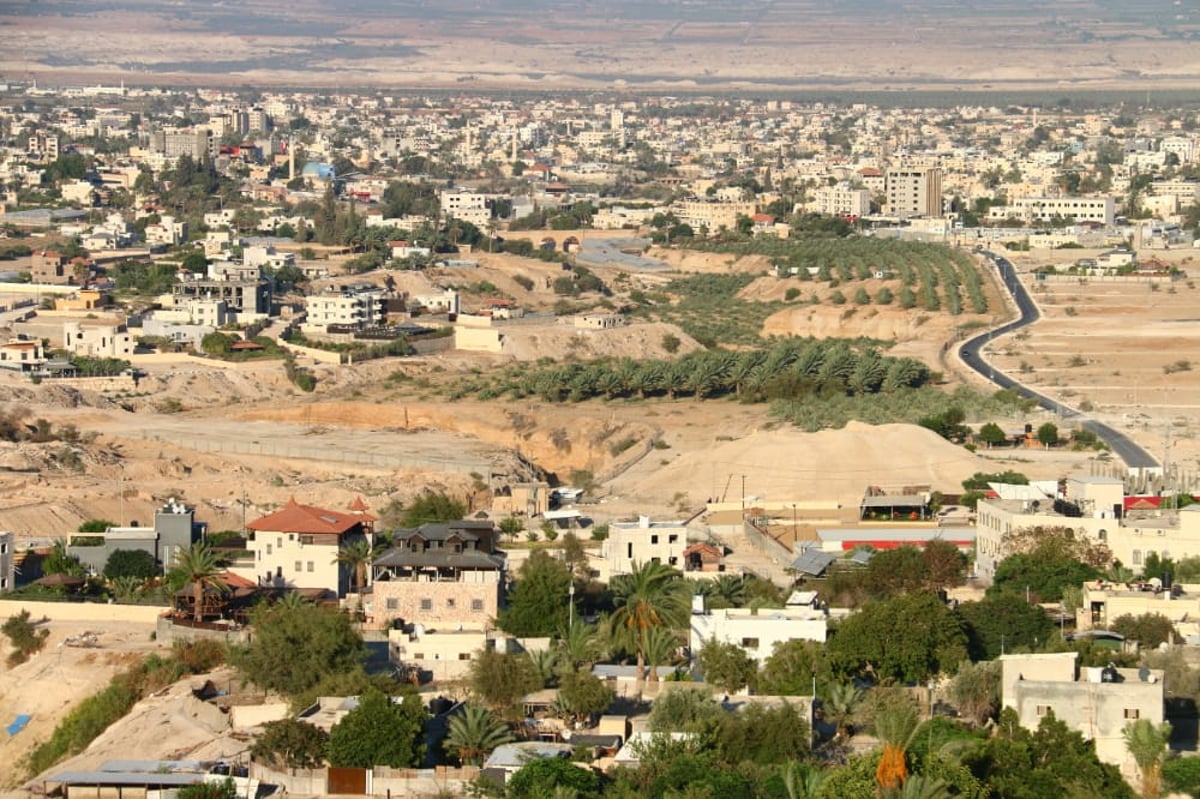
[4,0,1200,91]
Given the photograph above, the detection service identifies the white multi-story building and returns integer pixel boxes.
[812,183,872,218]
[975,475,1200,580]
[440,189,491,227]
[303,287,388,333]
[985,196,1116,225]
[62,322,134,359]
[603,516,689,577]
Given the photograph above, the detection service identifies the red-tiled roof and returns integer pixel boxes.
[219,571,257,589]
[247,498,365,535]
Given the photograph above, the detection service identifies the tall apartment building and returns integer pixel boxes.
[885,166,943,218]
[152,128,216,161]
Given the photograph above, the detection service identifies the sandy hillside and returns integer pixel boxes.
[606,421,995,511]
[0,621,163,790]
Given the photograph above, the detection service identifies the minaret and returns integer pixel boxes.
[510,130,518,161]
[288,135,295,181]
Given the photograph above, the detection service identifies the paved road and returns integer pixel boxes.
[957,251,1159,471]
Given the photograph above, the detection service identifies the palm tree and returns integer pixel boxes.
[111,575,144,603]
[611,560,690,681]
[527,648,561,688]
[445,705,513,766]
[823,681,863,741]
[642,624,681,683]
[333,538,381,594]
[557,621,598,668]
[781,762,828,799]
[170,542,226,623]
[1124,718,1172,799]
[886,775,953,799]
[875,701,921,793]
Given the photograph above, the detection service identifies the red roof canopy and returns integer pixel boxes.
[248,498,366,535]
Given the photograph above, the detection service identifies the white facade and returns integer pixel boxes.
[0,531,14,592]
[440,189,491,227]
[812,184,871,218]
[62,322,134,359]
[603,516,689,577]
[690,605,827,667]
[303,288,388,332]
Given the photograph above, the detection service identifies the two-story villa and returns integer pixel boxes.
[241,497,375,597]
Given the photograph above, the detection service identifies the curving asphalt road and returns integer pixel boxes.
[957,251,1159,471]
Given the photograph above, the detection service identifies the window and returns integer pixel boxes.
[413,653,424,660]
[277,537,282,548]
[300,535,314,545]
[266,544,272,555]
[1036,705,1052,717]
[294,561,302,572]
[386,598,398,610]
[668,534,678,544]
[420,598,432,611]
[471,599,484,612]
[307,561,314,572]
[446,598,456,609]
[288,534,295,541]
[1132,550,1142,565]
[651,535,659,544]
[741,637,760,648]
[1124,708,1140,720]
[458,653,471,661]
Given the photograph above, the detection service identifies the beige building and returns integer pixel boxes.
[239,497,376,598]
[986,196,1116,226]
[811,183,871,218]
[1078,580,1200,643]
[603,516,689,577]
[977,476,1200,581]
[370,520,505,628]
[673,199,757,232]
[885,166,942,218]
[1001,652,1164,772]
[440,189,491,227]
[492,482,551,518]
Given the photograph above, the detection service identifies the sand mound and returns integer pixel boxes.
[606,421,989,509]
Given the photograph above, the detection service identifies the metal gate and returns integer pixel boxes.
[326,766,369,795]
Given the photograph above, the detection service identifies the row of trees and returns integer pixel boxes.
[461,337,933,405]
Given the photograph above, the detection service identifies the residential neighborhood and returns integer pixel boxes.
[1,73,1200,799]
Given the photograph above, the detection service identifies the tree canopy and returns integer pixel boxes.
[327,687,427,768]
[230,602,365,700]
[826,592,968,683]
[498,550,573,637]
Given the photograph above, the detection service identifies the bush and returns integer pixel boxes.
[103,549,158,581]
[3,610,49,666]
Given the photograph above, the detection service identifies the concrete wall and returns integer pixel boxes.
[249,763,478,796]
[229,702,290,731]
[454,326,503,353]
[40,374,139,392]
[0,599,164,624]
[278,339,344,364]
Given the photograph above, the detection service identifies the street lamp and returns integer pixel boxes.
[569,582,576,631]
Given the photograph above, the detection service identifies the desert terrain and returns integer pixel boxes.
[0,245,1196,792]
[3,0,1200,92]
